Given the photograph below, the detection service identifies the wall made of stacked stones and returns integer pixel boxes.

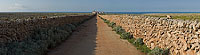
[100,15,200,55]
[0,15,93,43]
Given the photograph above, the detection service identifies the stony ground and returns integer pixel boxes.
[47,16,144,55]
[100,15,200,55]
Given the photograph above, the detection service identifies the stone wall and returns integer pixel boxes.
[100,15,200,55]
[0,15,94,43]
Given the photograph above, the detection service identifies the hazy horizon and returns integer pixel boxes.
[0,0,200,12]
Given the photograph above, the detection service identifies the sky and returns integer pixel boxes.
[0,0,200,12]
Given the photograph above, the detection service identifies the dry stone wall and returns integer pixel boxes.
[100,15,200,55]
[0,15,94,43]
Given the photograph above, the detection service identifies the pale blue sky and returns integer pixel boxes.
[0,0,200,12]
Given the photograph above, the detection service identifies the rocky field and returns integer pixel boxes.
[100,14,200,55]
[143,13,200,21]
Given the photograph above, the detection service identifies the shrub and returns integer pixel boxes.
[128,38,151,53]
[138,44,151,53]
[108,22,116,28]
[148,47,169,55]
[120,32,131,39]
[104,20,110,24]
[130,38,151,53]
[133,38,144,47]
[112,26,120,31]
[127,38,135,43]
[112,26,126,35]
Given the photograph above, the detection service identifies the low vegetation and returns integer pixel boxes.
[0,13,92,21]
[148,47,169,55]
[99,16,169,55]
[108,22,116,28]
[0,24,76,55]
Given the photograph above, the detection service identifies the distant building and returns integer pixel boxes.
[92,10,104,14]
[99,12,104,14]
[92,11,98,14]
[166,15,172,19]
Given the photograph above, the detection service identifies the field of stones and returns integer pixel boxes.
[99,14,200,55]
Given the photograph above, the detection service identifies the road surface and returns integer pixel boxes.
[48,16,144,55]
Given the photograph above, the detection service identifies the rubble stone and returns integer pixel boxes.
[100,15,200,55]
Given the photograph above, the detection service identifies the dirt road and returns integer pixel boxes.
[48,16,144,55]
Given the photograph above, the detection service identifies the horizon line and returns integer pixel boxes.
[1,11,200,13]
